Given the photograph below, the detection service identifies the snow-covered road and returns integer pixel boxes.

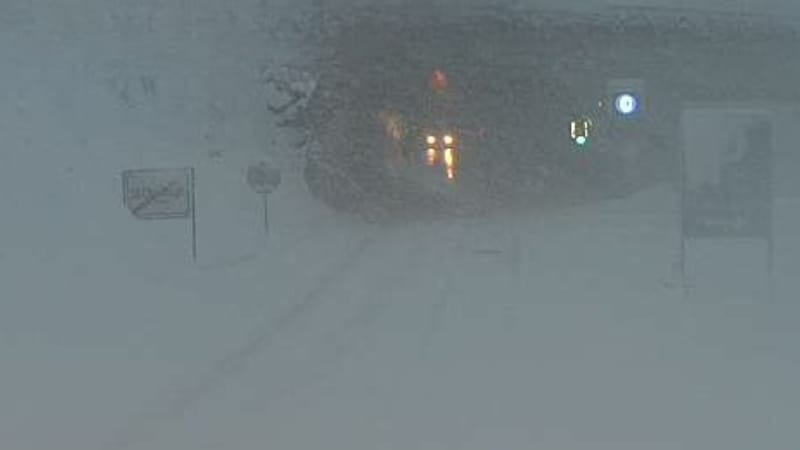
[99,186,799,450]
[7,180,798,450]
[2,158,799,450]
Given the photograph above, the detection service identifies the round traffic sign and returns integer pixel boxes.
[247,162,282,194]
[614,93,639,116]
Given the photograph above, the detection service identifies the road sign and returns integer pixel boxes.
[614,93,639,116]
[247,162,282,195]
[246,162,282,237]
[122,167,197,260]
[681,109,773,239]
[608,78,645,119]
[679,105,774,296]
[123,168,193,219]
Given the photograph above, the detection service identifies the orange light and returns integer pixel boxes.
[426,148,437,166]
[426,135,437,145]
[443,148,455,168]
[443,134,454,146]
[444,148,456,181]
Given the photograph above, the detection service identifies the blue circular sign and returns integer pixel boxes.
[614,93,639,116]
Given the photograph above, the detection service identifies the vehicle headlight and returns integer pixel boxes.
[426,148,437,166]
[443,148,455,167]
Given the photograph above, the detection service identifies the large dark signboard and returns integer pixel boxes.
[680,107,774,293]
[682,109,773,239]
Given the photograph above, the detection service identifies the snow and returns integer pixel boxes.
[1,1,799,450]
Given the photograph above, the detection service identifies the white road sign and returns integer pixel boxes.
[122,168,193,219]
[122,167,197,260]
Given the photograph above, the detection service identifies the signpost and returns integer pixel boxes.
[680,106,774,296]
[122,167,196,260]
[246,161,282,237]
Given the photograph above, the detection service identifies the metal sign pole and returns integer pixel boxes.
[767,145,775,300]
[262,193,270,237]
[191,167,197,261]
[679,118,689,299]
[680,236,688,299]
[767,229,775,301]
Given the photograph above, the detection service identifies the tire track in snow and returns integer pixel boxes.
[249,234,425,410]
[103,234,378,450]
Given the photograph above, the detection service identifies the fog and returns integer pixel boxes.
[1,2,799,450]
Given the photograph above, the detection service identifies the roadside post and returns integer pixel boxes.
[247,161,282,237]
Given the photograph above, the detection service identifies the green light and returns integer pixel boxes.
[575,136,588,146]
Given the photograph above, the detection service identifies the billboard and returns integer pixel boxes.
[681,108,773,239]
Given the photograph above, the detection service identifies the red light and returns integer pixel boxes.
[430,69,448,92]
